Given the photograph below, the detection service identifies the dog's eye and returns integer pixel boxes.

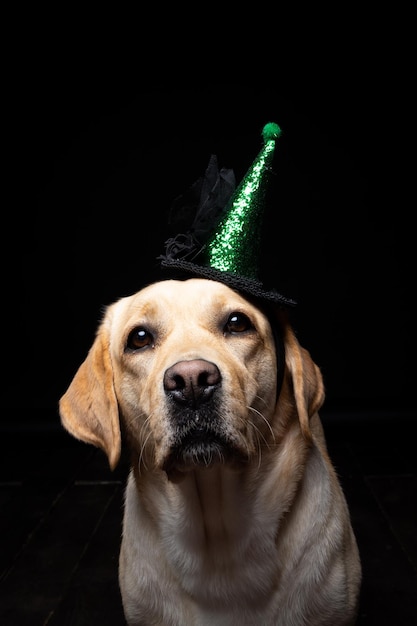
[224,312,253,334]
[126,327,154,350]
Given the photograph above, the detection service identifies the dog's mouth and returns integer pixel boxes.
[162,420,249,479]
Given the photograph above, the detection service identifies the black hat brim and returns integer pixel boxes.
[160,259,297,307]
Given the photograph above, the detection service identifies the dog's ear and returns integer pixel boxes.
[283,323,325,442]
[59,324,121,470]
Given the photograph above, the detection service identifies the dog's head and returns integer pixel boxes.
[59,279,324,479]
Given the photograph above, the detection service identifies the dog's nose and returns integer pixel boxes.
[163,359,221,408]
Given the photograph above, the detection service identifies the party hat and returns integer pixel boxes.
[158,122,296,307]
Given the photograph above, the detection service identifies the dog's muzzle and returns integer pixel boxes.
[162,359,248,476]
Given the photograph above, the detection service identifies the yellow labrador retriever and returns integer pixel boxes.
[59,278,361,625]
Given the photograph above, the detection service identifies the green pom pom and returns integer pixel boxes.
[262,122,281,143]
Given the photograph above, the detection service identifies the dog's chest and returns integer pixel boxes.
[144,468,281,603]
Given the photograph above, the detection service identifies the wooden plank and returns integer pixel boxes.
[0,483,120,626]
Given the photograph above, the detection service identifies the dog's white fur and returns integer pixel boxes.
[60,278,361,625]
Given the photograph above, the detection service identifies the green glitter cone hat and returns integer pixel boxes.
[158,122,296,307]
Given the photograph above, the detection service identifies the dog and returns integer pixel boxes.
[59,277,361,625]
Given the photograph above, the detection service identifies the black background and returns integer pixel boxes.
[5,39,414,427]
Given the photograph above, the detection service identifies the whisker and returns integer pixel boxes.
[123,413,154,473]
[126,410,147,428]
[139,414,152,441]
[246,418,263,469]
[138,414,155,472]
[247,405,276,445]
[247,416,270,448]
[253,393,269,410]
[138,430,153,472]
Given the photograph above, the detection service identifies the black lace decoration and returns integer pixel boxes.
[158,155,236,263]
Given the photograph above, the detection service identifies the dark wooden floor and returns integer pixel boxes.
[1,410,416,626]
